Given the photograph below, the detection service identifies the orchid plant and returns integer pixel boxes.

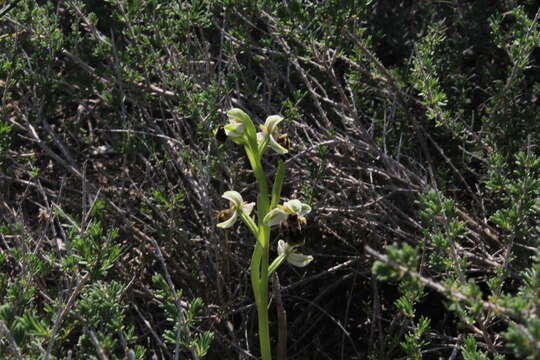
[216,108,313,359]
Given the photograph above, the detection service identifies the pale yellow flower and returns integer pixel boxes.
[257,115,288,154]
[217,191,255,229]
[264,199,311,227]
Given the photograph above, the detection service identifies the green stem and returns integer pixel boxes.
[250,231,272,360]
[268,254,287,276]
[245,144,272,360]
[255,230,271,360]
[240,211,259,238]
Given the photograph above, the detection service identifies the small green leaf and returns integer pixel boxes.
[271,160,286,209]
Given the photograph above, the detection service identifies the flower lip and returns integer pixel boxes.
[215,126,227,143]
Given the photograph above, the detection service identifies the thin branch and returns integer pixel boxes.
[44,272,90,360]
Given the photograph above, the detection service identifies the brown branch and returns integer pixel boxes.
[0,320,23,360]
[44,272,90,360]
[272,273,287,360]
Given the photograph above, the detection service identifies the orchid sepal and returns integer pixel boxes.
[268,134,288,154]
[227,108,251,124]
[277,240,314,268]
[225,108,257,145]
[263,206,288,227]
[217,190,256,230]
[217,211,239,229]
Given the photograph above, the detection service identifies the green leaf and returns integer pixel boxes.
[271,160,286,209]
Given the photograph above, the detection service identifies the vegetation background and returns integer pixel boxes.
[1,0,540,359]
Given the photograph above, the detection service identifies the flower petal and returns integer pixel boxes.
[256,131,265,144]
[222,191,243,208]
[299,203,312,217]
[277,239,288,256]
[217,211,238,229]
[284,199,303,214]
[241,202,255,216]
[264,207,288,227]
[287,253,314,267]
[264,115,284,134]
[268,134,288,154]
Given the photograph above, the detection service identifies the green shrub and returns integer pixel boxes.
[1,0,539,358]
